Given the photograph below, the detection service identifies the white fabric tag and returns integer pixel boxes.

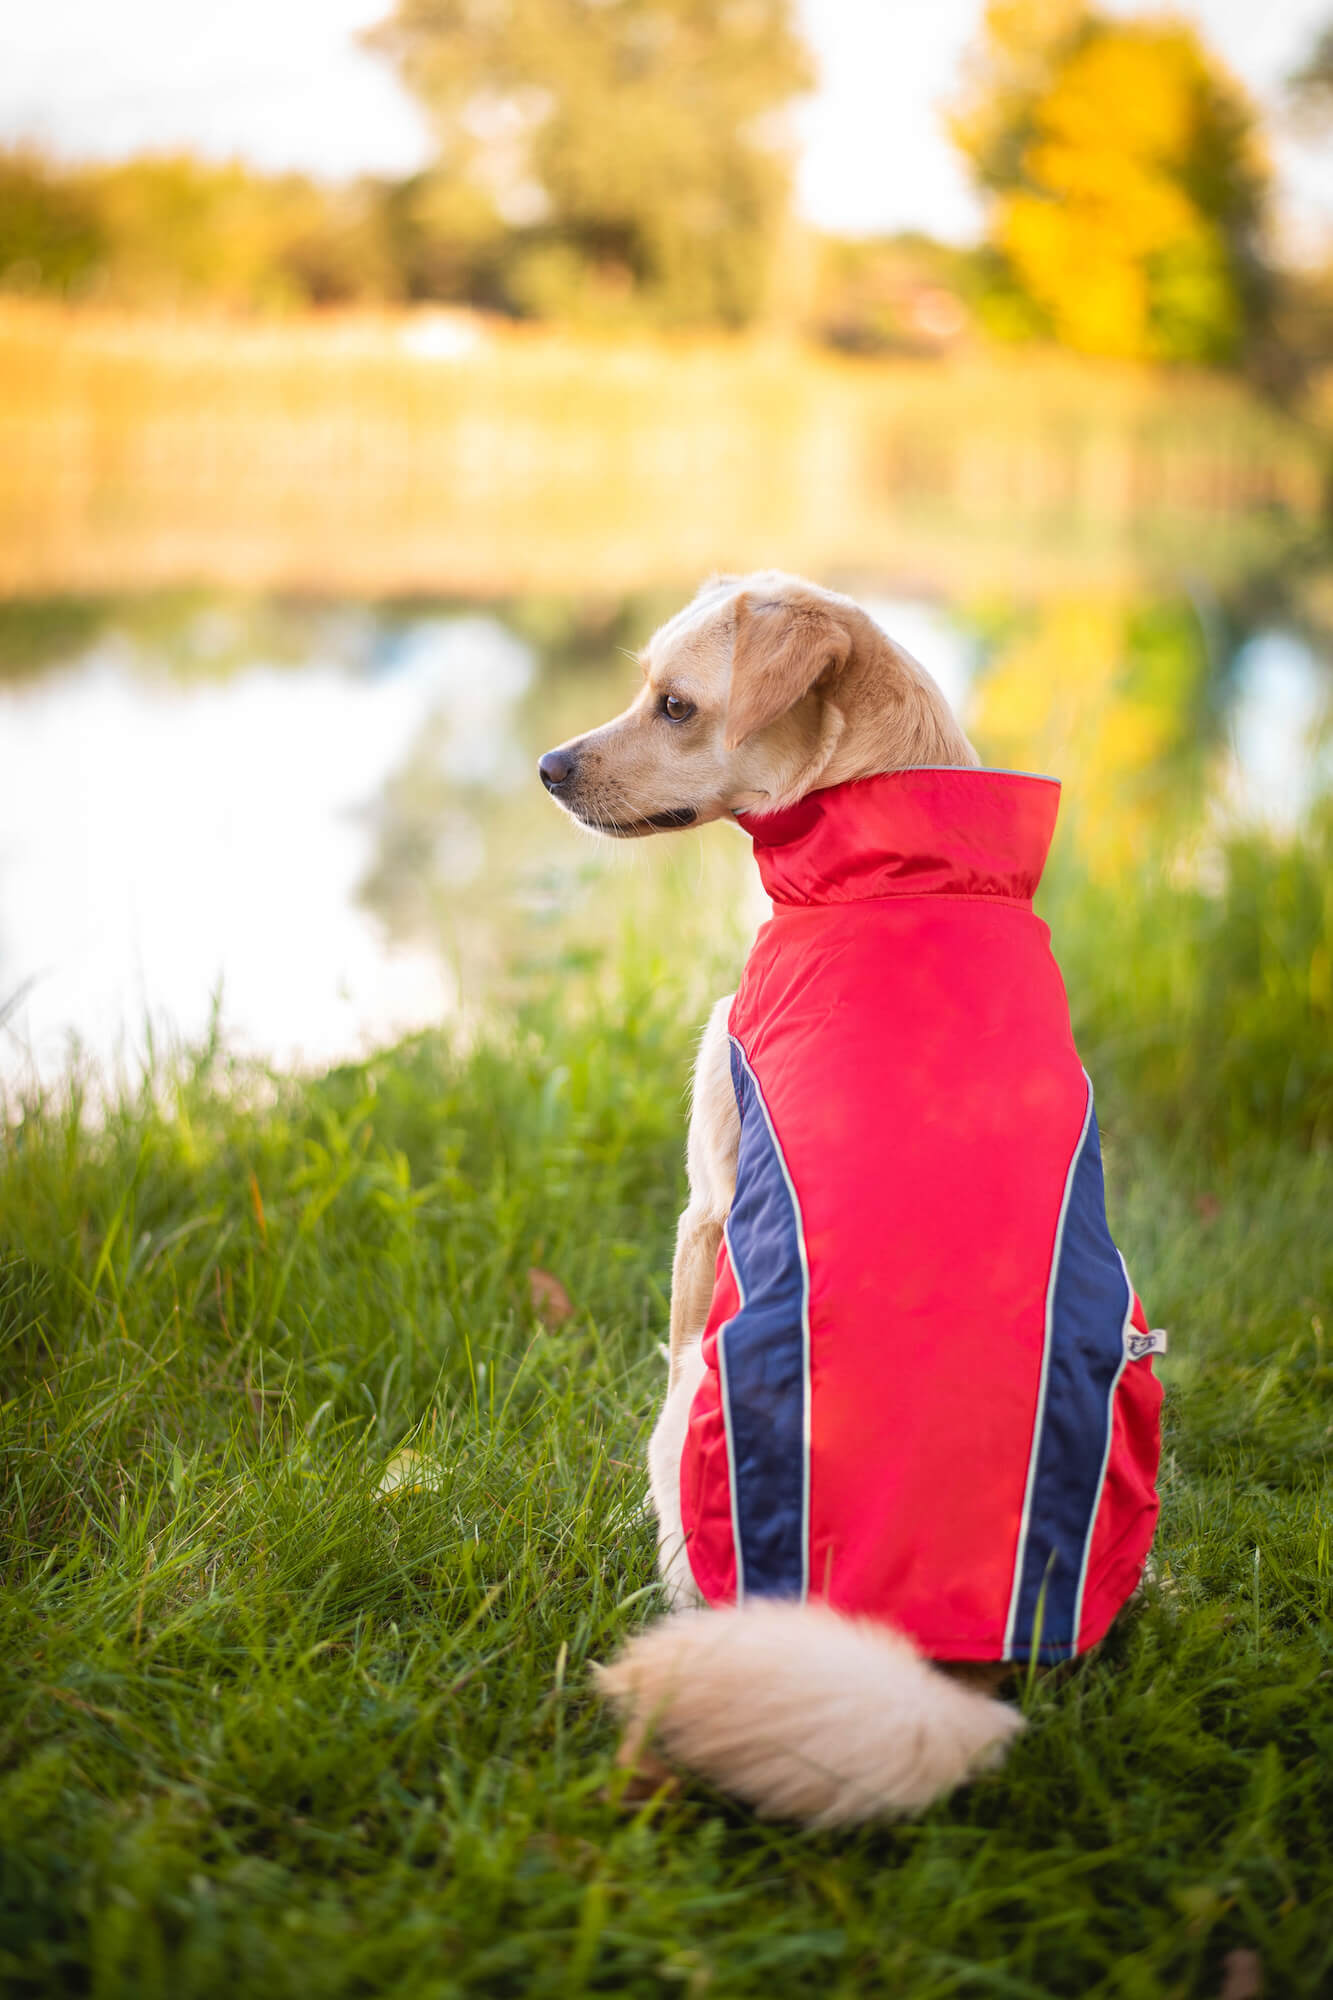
[1126,1326,1168,1360]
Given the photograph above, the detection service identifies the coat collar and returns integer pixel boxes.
[744,767,1061,908]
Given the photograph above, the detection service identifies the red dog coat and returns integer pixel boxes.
[679,768,1162,1662]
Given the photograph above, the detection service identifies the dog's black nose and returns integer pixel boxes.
[539,748,576,791]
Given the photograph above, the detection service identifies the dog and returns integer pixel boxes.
[538,572,1163,1826]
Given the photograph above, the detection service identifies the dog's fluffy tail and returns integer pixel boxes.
[596,1599,1023,1826]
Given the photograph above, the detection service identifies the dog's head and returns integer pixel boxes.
[538,571,975,837]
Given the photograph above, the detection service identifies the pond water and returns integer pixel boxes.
[0,581,1328,1093]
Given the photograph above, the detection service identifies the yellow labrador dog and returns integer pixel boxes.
[537,571,1038,1825]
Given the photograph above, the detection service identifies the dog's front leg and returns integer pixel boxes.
[667,995,740,1381]
[651,995,740,1605]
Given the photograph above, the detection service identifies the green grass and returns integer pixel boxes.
[1027,805,1333,1160]
[2,916,1332,1999]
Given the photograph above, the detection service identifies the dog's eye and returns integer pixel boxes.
[661,693,696,723]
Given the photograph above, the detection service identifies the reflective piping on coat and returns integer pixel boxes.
[715,1213,748,1603]
[1003,1073,1095,1660]
[1004,1075,1134,1662]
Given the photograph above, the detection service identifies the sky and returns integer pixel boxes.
[1,0,1329,249]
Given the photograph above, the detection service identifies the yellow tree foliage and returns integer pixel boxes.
[952,3,1270,363]
[970,596,1211,874]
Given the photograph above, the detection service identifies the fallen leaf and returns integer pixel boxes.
[610,1757,680,1807]
[605,1737,680,1808]
[1218,1949,1263,2000]
[375,1449,448,1500]
[528,1267,574,1327]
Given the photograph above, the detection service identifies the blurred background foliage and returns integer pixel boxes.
[0,0,1330,1159]
[950,1,1269,366]
[0,0,1328,384]
[366,0,812,327]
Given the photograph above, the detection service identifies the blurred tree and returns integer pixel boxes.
[0,152,106,296]
[89,157,299,309]
[378,169,516,307]
[1288,20,1333,121]
[805,233,973,355]
[367,0,812,326]
[951,2,1271,365]
[99,160,405,310]
[0,152,407,312]
[1274,18,1333,395]
[271,178,405,306]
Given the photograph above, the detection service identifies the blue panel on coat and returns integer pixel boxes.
[1009,1103,1130,1662]
[719,1037,809,1602]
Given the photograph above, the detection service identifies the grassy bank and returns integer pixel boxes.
[3,878,1332,1996]
[0,301,1325,602]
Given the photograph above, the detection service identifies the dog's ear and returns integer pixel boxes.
[724,593,852,751]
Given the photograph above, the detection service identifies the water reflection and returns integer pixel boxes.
[0,582,1327,1092]
[0,608,536,1089]
[1224,631,1332,830]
